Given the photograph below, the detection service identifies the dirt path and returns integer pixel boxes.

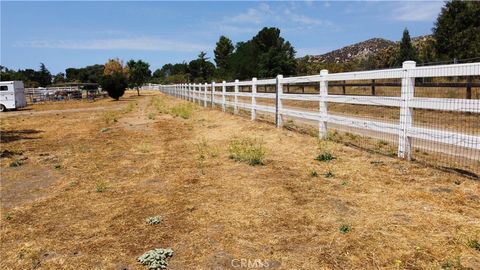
[1,91,479,269]
[0,105,125,118]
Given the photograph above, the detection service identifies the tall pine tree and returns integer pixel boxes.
[395,28,418,66]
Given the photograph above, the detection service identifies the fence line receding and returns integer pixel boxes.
[147,61,480,178]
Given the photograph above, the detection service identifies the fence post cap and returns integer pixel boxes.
[222,81,226,84]
[320,69,329,75]
[277,74,283,79]
[235,79,239,82]
[252,77,257,81]
[402,61,416,69]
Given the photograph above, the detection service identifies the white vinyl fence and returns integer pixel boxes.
[151,61,480,175]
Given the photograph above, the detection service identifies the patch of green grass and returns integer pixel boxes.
[309,170,318,177]
[324,170,334,178]
[151,96,168,113]
[341,180,348,186]
[9,159,23,167]
[315,151,336,162]
[147,113,156,120]
[228,137,266,166]
[467,239,480,251]
[95,181,108,193]
[103,111,118,124]
[440,257,471,270]
[54,164,62,170]
[339,224,352,234]
[5,212,12,220]
[170,103,193,119]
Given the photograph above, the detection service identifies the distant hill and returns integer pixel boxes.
[304,36,432,64]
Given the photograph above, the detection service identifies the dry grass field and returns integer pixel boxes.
[1,90,479,269]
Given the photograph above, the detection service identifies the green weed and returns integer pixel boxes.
[315,151,336,162]
[171,103,193,119]
[228,137,266,166]
[339,224,352,234]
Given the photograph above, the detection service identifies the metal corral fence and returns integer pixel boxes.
[24,86,107,104]
[152,61,480,178]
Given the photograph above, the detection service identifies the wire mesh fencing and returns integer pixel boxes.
[156,61,480,178]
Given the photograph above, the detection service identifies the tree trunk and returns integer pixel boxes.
[137,87,140,96]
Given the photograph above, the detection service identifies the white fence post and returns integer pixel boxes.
[188,83,191,101]
[204,83,208,107]
[222,81,226,112]
[192,83,196,103]
[319,69,329,139]
[211,81,216,108]
[398,61,416,160]
[251,77,257,121]
[234,79,239,114]
[276,75,283,128]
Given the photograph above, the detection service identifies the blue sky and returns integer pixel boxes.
[1,1,444,74]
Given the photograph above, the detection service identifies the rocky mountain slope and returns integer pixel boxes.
[305,36,432,64]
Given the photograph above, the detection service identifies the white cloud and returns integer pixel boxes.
[227,3,273,24]
[15,37,212,52]
[222,3,331,28]
[391,1,443,22]
[284,8,329,26]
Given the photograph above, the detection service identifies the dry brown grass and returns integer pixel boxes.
[1,90,479,269]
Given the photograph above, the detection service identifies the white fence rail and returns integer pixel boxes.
[152,61,480,163]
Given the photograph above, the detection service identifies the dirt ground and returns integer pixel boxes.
[0,90,479,270]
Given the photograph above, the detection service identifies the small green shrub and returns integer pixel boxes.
[100,127,109,133]
[146,216,162,225]
[54,164,62,170]
[315,151,336,162]
[310,170,318,177]
[228,137,266,166]
[96,181,108,193]
[9,159,23,167]
[467,239,480,251]
[171,103,193,119]
[339,224,352,234]
[138,248,174,270]
[147,113,156,120]
[324,171,334,178]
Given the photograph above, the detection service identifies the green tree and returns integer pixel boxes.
[229,27,297,79]
[214,36,234,77]
[126,59,151,96]
[101,59,128,100]
[53,72,66,85]
[433,0,480,60]
[36,63,52,87]
[394,28,418,66]
[189,52,215,82]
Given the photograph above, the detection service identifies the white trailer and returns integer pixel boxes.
[0,81,27,112]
